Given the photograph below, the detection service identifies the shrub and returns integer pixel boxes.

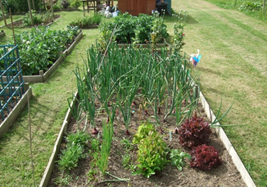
[69,0,81,8]
[133,123,169,178]
[178,112,212,149]
[61,0,70,9]
[190,144,222,171]
[239,2,262,12]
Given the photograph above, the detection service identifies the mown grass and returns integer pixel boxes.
[175,0,267,186]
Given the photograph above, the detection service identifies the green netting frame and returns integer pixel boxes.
[0,45,25,121]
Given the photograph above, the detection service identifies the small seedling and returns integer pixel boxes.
[170,149,191,171]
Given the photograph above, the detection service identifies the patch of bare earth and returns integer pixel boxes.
[49,99,246,187]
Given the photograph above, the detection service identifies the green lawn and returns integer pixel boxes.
[176,0,267,186]
[0,1,267,186]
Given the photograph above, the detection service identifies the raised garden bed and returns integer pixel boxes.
[69,13,102,29]
[39,44,255,187]
[22,30,82,83]
[2,29,82,83]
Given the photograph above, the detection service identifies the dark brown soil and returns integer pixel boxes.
[49,99,246,187]
[0,96,20,123]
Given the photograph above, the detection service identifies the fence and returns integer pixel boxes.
[0,45,25,122]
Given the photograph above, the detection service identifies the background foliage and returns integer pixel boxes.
[1,0,42,14]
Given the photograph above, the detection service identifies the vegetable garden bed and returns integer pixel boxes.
[39,44,255,187]
[23,30,83,83]
[2,28,82,83]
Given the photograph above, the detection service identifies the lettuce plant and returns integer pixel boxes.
[170,149,191,171]
[178,112,212,148]
[190,144,222,171]
[133,123,168,178]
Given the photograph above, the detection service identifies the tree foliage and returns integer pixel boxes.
[1,0,42,14]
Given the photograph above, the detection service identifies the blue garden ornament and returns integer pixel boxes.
[190,49,201,66]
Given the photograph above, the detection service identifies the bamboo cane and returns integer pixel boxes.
[0,0,7,26]
[27,0,34,25]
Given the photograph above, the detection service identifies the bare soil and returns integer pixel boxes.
[49,99,246,187]
[0,96,20,123]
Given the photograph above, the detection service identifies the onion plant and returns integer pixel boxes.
[118,74,141,135]
[72,39,198,137]
[97,122,113,175]
[73,63,97,134]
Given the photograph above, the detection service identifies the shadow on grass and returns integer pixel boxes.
[164,15,199,24]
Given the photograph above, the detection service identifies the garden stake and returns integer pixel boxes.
[26,0,33,25]
[0,0,7,26]
[28,92,36,186]
[9,8,16,45]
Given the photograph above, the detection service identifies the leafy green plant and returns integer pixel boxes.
[120,138,133,151]
[90,138,100,152]
[151,12,169,44]
[133,123,169,178]
[69,0,81,8]
[58,143,84,171]
[58,131,90,172]
[238,1,262,12]
[98,21,116,50]
[11,26,80,75]
[66,131,90,146]
[132,122,156,145]
[120,138,135,171]
[54,173,72,186]
[22,11,42,26]
[70,14,102,28]
[173,23,186,52]
[101,13,169,44]
[170,149,191,171]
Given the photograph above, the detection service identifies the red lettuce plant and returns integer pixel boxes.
[178,112,212,148]
[190,144,222,171]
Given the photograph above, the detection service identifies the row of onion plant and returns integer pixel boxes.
[70,42,199,135]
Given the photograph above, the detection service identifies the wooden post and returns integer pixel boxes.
[32,0,36,10]
[50,0,54,17]
[43,0,46,10]
[0,0,7,26]
[27,0,34,25]
[9,8,16,45]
